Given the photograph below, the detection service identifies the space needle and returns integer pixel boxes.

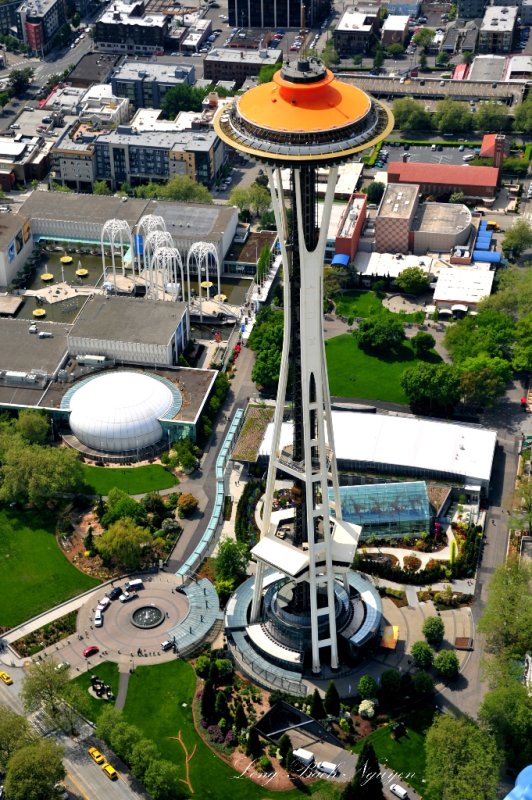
[215,59,393,674]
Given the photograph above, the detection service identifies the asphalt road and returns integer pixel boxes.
[60,734,149,800]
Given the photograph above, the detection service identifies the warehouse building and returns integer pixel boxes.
[387,163,500,200]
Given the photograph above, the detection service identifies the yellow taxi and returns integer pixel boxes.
[0,671,13,685]
[102,763,118,780]
[88,746,105,764]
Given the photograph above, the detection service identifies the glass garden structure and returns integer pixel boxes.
[333,481,432,539]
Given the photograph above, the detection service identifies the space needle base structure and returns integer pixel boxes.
[215,59,393,680]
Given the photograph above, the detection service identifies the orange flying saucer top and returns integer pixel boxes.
[238,67,371,134]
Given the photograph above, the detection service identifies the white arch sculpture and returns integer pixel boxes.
[101,219,134,292]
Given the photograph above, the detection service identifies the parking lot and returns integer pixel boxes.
[382,143,477,167]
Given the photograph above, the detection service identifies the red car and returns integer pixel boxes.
[82,645,99,658]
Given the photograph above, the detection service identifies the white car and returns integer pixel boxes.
[119,592,133,602]
[97,597,111,612]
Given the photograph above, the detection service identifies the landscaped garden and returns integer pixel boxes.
[325,334,440,403]
[0,508,100,630]
[81,464,178,496]
[333,290,424,323]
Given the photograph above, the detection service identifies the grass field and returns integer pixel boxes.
[325,334,440,404]
[352,708,434,798]
[81,464,178,496]
[334,291,424,323]
[0,508,99,629]
[72,662,120,721]
[121,661,341,800]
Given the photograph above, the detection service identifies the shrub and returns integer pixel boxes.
[411,640,434,670]
[434,650,460,679]
[256,755,272,773]
[357,675,377,699]
[359,699,375,718]
[422,616,445,645]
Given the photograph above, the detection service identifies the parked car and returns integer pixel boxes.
[54,662,70,673]
[102,764,118,780]
[106,586,122,600]
[82,645,99,657]
[97,597,111,611]
[0,671,13,685]
[88,746,105,764]
[119,592,133,602]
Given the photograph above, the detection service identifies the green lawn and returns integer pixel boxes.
[0,508,99,629]
[352,708,434,798]
[81,464,178,496]
[72,662,120,721]
[326,334,440,404]
[334,291,424,323]
[121,661,341,800]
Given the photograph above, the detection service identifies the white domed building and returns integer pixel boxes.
[61,371,183,461]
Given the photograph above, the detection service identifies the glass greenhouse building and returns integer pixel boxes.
[331,481,432,539]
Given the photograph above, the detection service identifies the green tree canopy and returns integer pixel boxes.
[135,175,212,204]
[16,409,49,444]
[474,101,509,133]
[249,308,284,388]
[378,668,401,700]
[310,688,326,719]
[411,640,434,670]
[4,739,65,800]
[324,681,341,716]
[200,679,216,721]
[365,180,386,204]
[258,63,282,83]
[434,98,473,133]
[411,331,436,358]
[514,96,532,133]
[357,315,405,354]
[0,706,36,772]
[101,487,147,527]
[458,354,512,407]
[425,714,501,800]
[477,556,532,657]
[392,98,432,131]
[449,191,465,204]
[479,682,532,771]
[161,83,206,118]
[7,67,33,96]
[413,670,434,695]
[214,538,248,583]
[357,674,377,699]
[386,42,404,57]
[512,314,532,373]
[130,738,160,781]
[412,27,435,49]
[444,309,515,363]
[93,180,111,195]
[510,478,532,535]
[434,649,459,679]
[422,615,445,645]
[0,444,83,507]
[395,266,429,295]
[96,517,152,570]
[143,758,184,800]
[342,739,384,799]
[502,218,532,259]
[21,660,71,719]
[400,362,461,412]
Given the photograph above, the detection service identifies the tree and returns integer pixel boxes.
[401,362,461,413]
[321,43,340,68]
[422,616,445,645]
[248,183,271,217]
[0,706,36,772]
[479,682,532,771]
[4,739,65,800]
[0,91,10,110]
[201,679,216,721]
[101,488,147,527]
[379,668,401,701]
[0,444,83,507]
[386,42,404,58]
[161,83,206,118]
[143,758,184,800]
[474,101,508,133]
[135,175,212,204]
[109,720,142,763]
[425,714,501,800]
[411,331,435,358]
[396,266,429,296]
[462,49,473,65]
[214,538,248,584]
[278,733,292,767]
[512,314,532,373]
[95,705,122,742]
[96,518,152,570]
[7,67,33,96]
[434,98,473,133]
[514,96,532,133]
[228,187,250,212]
[93,180,111,195]
[413,27,435,50]
[373,47,384,68]
[365,180,385,204]
[444,309,515,363]
[342,740,384,800]
[434,650,460,679]
[246,726,262,757]
[358,316,405,355]
[413,670,434,695]
[258,63,282,84]
[357,674,377,700]
[130,738,160,780]
[324,681,341,716]
[16,409,49,444]
[411,640,434,670]
[391,98,432,131]
[177,492,199,517]
[310,688,326,719]
[502,218,532,259]
[215,690,229,720]
[21,660,70,720]
[477,557,532,657]
[234,701,247,731]
[459,354,512,407]
[449,191,465,204]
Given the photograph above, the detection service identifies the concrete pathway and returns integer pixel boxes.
[115,668,130,711]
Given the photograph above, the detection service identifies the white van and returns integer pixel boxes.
[293,748,314,767]
[463,153,475,162]
[316,761,339,776]
[126,578,144,591]
[390,784,408,799]
[94,610,103,627]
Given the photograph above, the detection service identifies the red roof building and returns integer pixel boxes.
[387,162,500,198]
[480,133,509,166]
[453,63,469,80]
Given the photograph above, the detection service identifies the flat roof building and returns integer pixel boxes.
[375,183,418,254]
[334,8,378,54]
[388,162,500,199]
[111,61,196,109]
[260,411,497,492]
[411,202,472,255]
[433,267,495,311]
[381,14,409,45]
[479,5,517,53]
[468,54,507,83]
[17,0,66,53]
[95,1,170,56]
[67,53,122,89]
[204,48,282,90]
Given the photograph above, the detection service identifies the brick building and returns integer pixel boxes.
[387,162,500,199]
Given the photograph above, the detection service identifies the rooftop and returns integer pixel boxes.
[260,411,497,485]
[206,48,282,65]
[68,53,122,87]
[97,1,168,27]
[354,251,433,278]
[0,317,69,375]
[433,267,495,304]
[95,126,217,152]
[388,162,500,189]
[378,183,418,220]
[381,14,409,31]
[506,55,532,78]
[334,481,431,526]
[481,5,517,32]
[0,212,30,252]
[412,202,472,235]
[18,0,58,18]
[468,54,507,82]
[336,9,376,32]
[69,295,186,346]
[112,61,195,83]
